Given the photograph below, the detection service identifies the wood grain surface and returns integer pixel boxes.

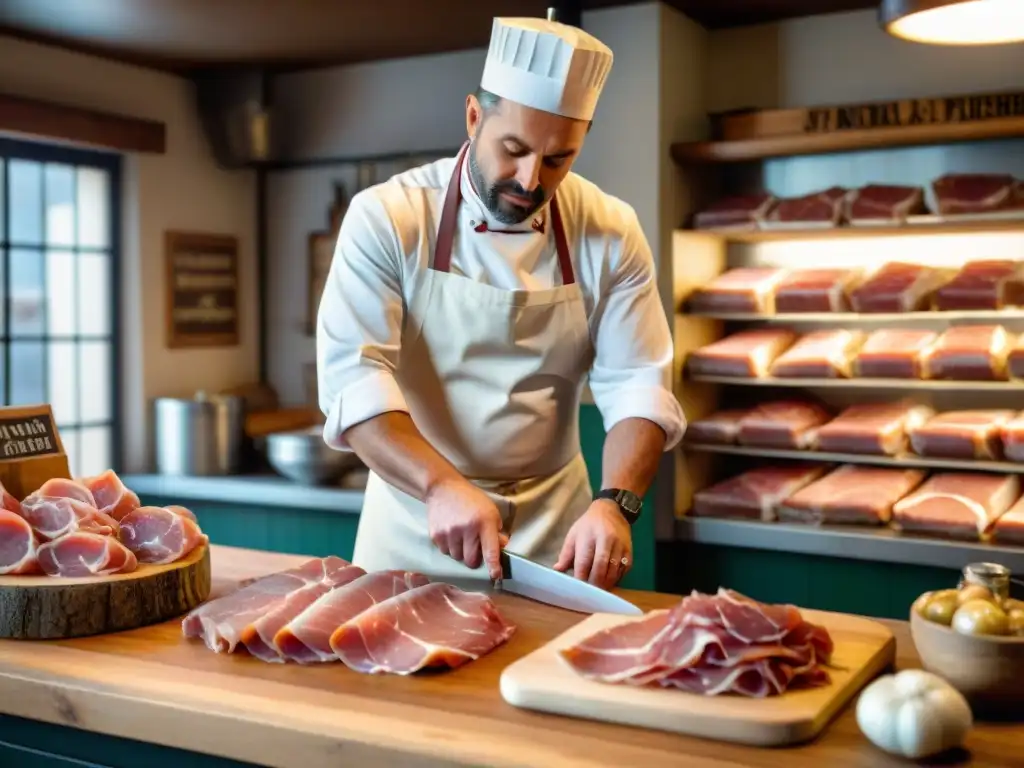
[0,545,1020,768]
[0,543,210,640]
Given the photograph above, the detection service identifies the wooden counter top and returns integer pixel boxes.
[0,545,1020,767]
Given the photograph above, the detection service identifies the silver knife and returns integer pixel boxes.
[494,550,644,615]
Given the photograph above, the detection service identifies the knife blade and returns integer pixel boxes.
[494,550,643,615]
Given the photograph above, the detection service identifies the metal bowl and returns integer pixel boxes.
[264,425,362,485]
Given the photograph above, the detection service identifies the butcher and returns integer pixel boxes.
[316,14,685,590]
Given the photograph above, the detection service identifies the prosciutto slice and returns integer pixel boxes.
[80,469,141,521]
[276,570,429,664]
[33,478,96,506]
[118,506,207,565]
[18,496,119,541]
[0,509,42,575]
[37,532,137,577]
[329,582,517,674]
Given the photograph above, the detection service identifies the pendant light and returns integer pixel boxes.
[880,0,1024,45]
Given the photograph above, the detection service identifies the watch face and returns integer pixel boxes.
[620,490,642,514]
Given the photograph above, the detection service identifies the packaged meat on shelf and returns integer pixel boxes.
[992,496,1024,546]
[692,193,777,231]
[923,324,1015,381]
[768,329,865,378]
[891,472,1021,541]
[934,260,1024,311]
[908,410,1017,461]
[932,173,1019,215]
[684,409,751,445]
[1007,334,1024,380]
[763,186,850,227]
[848,262,951,313]
[773,268,863,313]
[776,465,927,526]
[685,267,787,315]
[844,184,928,224]
[690,464,830,521]
[814,401,934,456]
[736,400,832,449]
[1001,413,1024,462]
[686,328,797,378]
[853,329,939,379]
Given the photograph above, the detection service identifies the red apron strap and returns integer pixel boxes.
[549,194,575,286]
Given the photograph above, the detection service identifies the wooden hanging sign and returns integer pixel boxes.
[0,404,71,499]
[714,90,1024,142]
[165,230,240,349]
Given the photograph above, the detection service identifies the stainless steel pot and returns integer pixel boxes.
[265,425,362,485]
[154,392,246,476]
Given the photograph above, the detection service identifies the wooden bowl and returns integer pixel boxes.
[910,610,1024,709]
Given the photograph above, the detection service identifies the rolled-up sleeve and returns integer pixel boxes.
[587,210,686,450]
[316,192,409,451]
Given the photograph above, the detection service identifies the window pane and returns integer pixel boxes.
[79,426,111,477]
[48,341,77,426]
[45,164,75,247]
[9,341,44,405]
[10,248,44,337]
[77,167,109,249]
[46,250,76,336]
[78,253,110,336]
[10,160,42,245]
[0,249,5,337]
[62,426,80,478]
[79,341,110,422]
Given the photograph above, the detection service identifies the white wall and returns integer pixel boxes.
[0,35,258,472]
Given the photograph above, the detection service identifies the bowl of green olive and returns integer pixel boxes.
[910,583,1024,708]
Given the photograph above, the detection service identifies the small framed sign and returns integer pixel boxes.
[165,231,240,348]
[0,404,70,498]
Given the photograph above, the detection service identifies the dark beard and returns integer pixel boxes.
[468,141,545,225]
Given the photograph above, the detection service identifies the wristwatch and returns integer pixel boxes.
[595,488,643,525]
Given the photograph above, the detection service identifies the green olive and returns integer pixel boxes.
[923,591,960,626]
[958,584,997,606]
[912,590,935,617]
[952,599,1010,636]
[1008,608,1024,636]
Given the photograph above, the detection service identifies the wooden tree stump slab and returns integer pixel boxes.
[0,543,211,640]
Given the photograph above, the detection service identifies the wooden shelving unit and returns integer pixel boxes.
[687,374,1023,391]
[685,309,1024,324]
[695,216,1024,242]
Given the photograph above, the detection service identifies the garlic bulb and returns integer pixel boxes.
[856,670,972,759]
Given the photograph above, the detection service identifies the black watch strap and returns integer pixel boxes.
[595,488,642,525]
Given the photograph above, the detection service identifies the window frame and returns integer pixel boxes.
[0,136,123,474]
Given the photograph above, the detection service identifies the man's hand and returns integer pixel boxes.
[425,478,509,580]
[552,499,632,590]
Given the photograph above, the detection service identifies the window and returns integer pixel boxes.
[0,137,121,477]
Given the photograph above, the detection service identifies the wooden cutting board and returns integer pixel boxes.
[500,608,895,747]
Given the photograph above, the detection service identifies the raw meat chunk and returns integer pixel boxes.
[34,478,96,506]
[684,409,750,445]
[814,402,934,456]
[924,325,1015,380]
[932,173,1016,215]
[777,465,926,525]
[329,582,516,674]
[774,269,862,313]
[845,184,927,222]
[687,329,797,378]
[892,473,1019,540]
[0,509,42,575]
[691,464,829,521]
[909,410,1015,460]
[118,506,208,565]
[849,262,949,313]
[693,194,777,230]
[934,260,1024,311]
[991,495,1024,545]
[37,532,138,577]
[766,187,849,225]
[276,570,430,664]
[768,330,865,378]
[999,413,1024,462]
[80,470,141,521]
[736,400,832,449]
[687,268,787,315]
[853,329,938,379]
[18,496,119,541]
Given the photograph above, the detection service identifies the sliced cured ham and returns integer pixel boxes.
[814,402,934,456]
[276,570,430,664]
[768,330,865,379]
[692,194,777,231]
[773,269,862,313]
[691,464,828,521]
[18,496,119,541]
[849,262,949,313]
[118,506,207,565]
[924,325,1015,381]
[165,504,198,522]
[853,329,938,379]
[37,532,138,577]
[766,187,849,226]
[688,329,797,378]
[908,410,1015,460]
[34,478,96,506]
[687,268,787,315]
[736,400,832,449]
[1000,413,1024,462]
[182,556,356,654]
[892,472,1020,540]
[845,184,927,223]
[991,495,1024,546]
[777,465,926,525]
[0,509,42,575]
[684,409,750,445]
[932,173,1016,215]
[80,469,142,521]
[329,582,516,674]
[935,260,1024,311]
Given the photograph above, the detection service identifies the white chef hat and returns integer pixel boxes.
[480,17,613,122]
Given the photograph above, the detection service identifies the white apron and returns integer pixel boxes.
[351,141,594,582]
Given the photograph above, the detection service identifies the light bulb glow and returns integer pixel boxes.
[885,0,1024,45]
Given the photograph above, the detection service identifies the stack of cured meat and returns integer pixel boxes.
[182,556,516,675]
[559,588,834,698]
[0,470,206,577]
